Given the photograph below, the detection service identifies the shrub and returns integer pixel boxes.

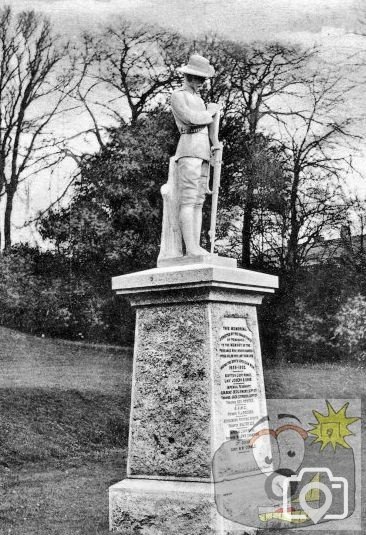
[0,245,134,344]
[274,297,336,364]
[333,293,366,364]
[261,263,362,364]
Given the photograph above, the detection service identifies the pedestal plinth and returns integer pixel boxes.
[110,260,278,534]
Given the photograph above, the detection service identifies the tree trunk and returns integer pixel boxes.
[242,176,254,268]
[241,119,259,269]
[4,187,15,250]
[286,168,300,273]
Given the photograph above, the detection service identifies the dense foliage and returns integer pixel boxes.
[41,110,178,273]
[27,110,177,342]
[261,259,366,365]
[0,111,177,343]
[0,244,130,342]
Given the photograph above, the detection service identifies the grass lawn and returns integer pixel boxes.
[0,327,132,535]
[0,326,364,534]
[264,361,366,399]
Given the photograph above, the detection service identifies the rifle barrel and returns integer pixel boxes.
[209,143,223,254]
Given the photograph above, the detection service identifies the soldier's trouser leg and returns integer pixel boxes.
[179,205,198,255]
[177,158,209,255]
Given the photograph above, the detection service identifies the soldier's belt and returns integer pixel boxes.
[180,126,206,134]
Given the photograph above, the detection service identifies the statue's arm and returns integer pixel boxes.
[171,92,213,126]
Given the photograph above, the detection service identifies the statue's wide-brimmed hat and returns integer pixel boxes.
[177,54,215,78]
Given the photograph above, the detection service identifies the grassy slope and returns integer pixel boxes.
[0,327,132,535]
[0,326,132,393]
[264,362,366,399]
[0,326,133,466]
[0,388,129,467]
[0,326,364,534]
[0,452,126,535]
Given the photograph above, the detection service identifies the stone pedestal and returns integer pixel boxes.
[110,260,278,534]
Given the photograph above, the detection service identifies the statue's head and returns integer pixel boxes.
[177,54,215,79]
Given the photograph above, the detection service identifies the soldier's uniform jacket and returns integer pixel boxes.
[171,84,213,161]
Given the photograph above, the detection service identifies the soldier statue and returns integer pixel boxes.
[158,54,221,265]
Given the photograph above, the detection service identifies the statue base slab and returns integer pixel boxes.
[109,478,254,535]
[157,253,237,269]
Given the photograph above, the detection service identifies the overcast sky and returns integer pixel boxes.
[7,0,366,243]
[11,0,361,43]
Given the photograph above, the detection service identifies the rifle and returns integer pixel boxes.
[208,109,223,254]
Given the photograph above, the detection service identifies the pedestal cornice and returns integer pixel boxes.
[112,263,278,306]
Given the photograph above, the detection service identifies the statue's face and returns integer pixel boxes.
[185,74,206,92]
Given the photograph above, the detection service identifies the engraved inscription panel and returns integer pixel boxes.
[219,316,262,442]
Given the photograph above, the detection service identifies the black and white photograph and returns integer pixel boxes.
[0,1,364,534]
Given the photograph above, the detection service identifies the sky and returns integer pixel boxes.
[12,0,360,40]
[6,0,366,244]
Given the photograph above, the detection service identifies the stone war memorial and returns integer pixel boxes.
[109,54,279,534]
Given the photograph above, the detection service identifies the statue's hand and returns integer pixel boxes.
[210,143,223,165]
[211,142,222,151]
[207,102,220,116]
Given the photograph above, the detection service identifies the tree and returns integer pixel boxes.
[69,32,323,271]
[197,37,315,267]
[37,109,178,342]
[213,124,289,268]
[275,72,356,273]
[0,7,76,249]
[70,19,188,152]
[39,109,178,274]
